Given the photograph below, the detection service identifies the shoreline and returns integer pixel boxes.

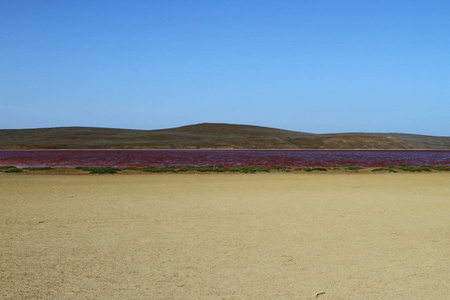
[2,165,450,175]
[1,148,447,151]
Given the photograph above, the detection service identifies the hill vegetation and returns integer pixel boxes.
[0,123,449,149]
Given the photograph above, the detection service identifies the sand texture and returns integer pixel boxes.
[1,173,449,299]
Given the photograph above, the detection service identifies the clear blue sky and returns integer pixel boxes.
[1,0,449,135]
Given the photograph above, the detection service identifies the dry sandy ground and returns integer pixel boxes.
[1,173,449,299]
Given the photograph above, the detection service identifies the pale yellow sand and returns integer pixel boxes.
[1,173,449,299]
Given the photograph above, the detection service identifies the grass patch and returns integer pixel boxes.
[434,166,450,171]
[191,166,228,172]
[238,166,270,173]
[345,165,363,170]
[331,165,364,170]
[422,165,450,171]
[369,165,450,173]
[141,166,177,173]
[271,166,292,172]
[0,166,16,170]
[75,167,122,174]
[3,168,23,173]
[141,165,270,173]
[304,167,327,172]
[176,166,197,172]
[372,168,398,173]
[25,167,53,171]
[385,165,432,172]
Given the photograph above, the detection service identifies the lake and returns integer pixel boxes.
[0,150,449,168]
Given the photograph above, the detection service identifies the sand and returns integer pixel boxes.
[1,173,449,299]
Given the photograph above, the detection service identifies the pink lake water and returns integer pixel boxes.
[0,150,449,168]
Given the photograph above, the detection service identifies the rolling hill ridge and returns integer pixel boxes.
[0,123,449,149]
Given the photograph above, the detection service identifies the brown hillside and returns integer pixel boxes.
[290,136,416,149]
[0,123,448,149]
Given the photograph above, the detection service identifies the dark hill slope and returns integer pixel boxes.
[0,123,448,149]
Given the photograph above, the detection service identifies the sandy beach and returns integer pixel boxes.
[1,173,449,299]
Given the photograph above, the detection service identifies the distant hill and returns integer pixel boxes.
[0,123,449,149]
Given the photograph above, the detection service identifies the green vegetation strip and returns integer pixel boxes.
[3,167,23,173]
[142,165,270,173]
[24,167,53,171]
[304,167,328,172]
[1,165,449,174]
[0,166,17,170]
[331,165,364,170]
[371,165,450,172]
[372,168,398,173]
[75,167,122,174]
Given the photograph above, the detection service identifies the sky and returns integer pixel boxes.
[1,0,449,135]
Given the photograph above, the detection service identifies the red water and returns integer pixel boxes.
[0,150,449,168]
